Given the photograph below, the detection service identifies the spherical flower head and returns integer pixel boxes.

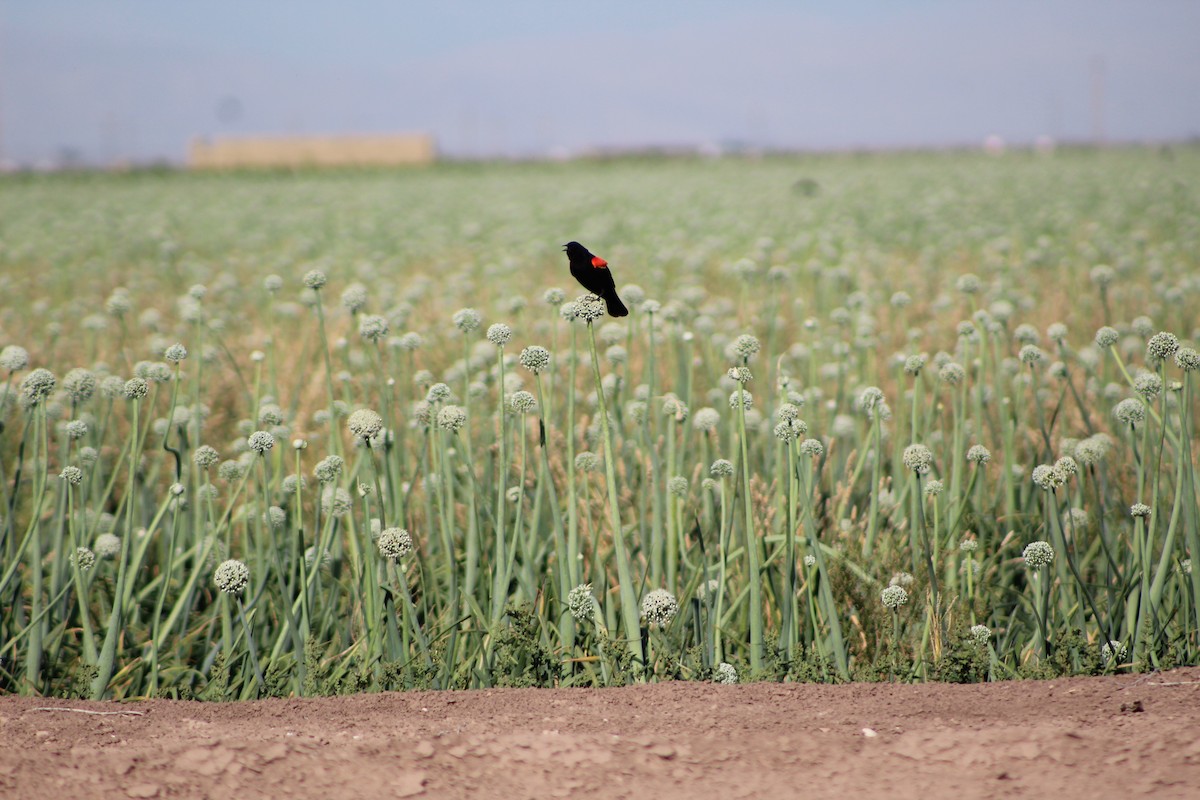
[263,274,284,293]
[164,343,188,364]
[247,430,274,455]
[902,444,934,474]
[279,474,305,496]
[693,407,721,432]
[1023,540,1054,570]
[727,366,752,384]
[728,389,753,410]
[641,588,678,627]
[969,624,991,646]
[218,459,248,482]
[904,354,926,376]
[321,486,352,516]
[938,362,965,385]
[1094,326,1119,349]
[574,294,605,323]
[662,395,689,422]
[105,290,132,317]
[358,314,389,343]
[967,444,991,465]
[1014,324,1041,346]
[1113,397,1147,426]
[667,476,689,498]
[265,505,286,529]
[923,478,944,497]
[775,402,801,423]
[1175,347,1200,372]
[1101,640,1128,664]
[597,321,624,347]
[376,526,412,559]
[803,554,817,568]
[1129,502,1152,519]
[891,291,912,308]
[881,584,908,610]
[710,458,735,478]
[566,583,598,623]
[1074,434,1112,467]
[1019,344,1046,366]
[510,390,537,413]
[1031,464,1058,491]
[310,454,344,486]
[486,323,513,347]
[257,404,284,427]
[214,558,250,595]
[79,446,98,466]
[713,662,738,685]
[955,273,981,294]
[1053,456,1078,481]
[857,386,885,413]
[340,283,368,314]
[347,408,384,440]
[437,404,467,432]
[453,307,482,333]
[98,375,124,399]
[1062,506,1089,530]
[94,532,122,559]
[302,269,328,290]
[1146,331,1180,362]
[959,537,978,553]
[1133,371,1162,400]
[73,546,96,572]
[558,301,578,322]
[774,418,807,443]
[1180,558,1192,575]
[62,368,98,402]
[542,287,566,306]
[519,345,551,373]
[0,345,29,371]
[135,361,172,384]
[799,438,824,457]
[425,382,452,403]
[64,419,89,440]
[122,377,149,401]
[193,445,220,468]
[732,334,761,361]
[574,451,601,473]
[1090,264,1115,288]
[20,368,56,404]
[59,465,83,486]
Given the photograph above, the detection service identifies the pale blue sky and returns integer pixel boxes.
[2,1,1198,165]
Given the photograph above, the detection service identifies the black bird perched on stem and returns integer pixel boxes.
[563,241,629,317]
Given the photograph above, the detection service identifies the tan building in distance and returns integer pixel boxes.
[188,133,435,169]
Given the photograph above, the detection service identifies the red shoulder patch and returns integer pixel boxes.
[591,256,608,268]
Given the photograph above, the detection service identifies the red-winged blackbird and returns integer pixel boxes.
[563,241,629,317]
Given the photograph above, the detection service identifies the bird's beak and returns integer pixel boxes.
[561,244,568,251]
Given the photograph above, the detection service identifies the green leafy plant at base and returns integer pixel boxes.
[491,603,560,688]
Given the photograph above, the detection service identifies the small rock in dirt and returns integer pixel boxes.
[1121,700,1145,714]
[862,728,878,738]
[393,770,427,797]
[126,783,160,798]
[413,740,435,758]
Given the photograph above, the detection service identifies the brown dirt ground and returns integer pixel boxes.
[3,667,1199,799]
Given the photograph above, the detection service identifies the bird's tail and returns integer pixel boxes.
[604,291,629,318]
